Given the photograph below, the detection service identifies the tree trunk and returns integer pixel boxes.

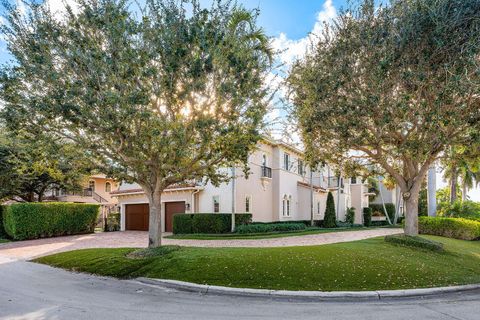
[403,190,420,236]
[462,183,468,202]
[449,166,457,203]
[147,191,163,248]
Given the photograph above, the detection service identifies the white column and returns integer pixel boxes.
[427,165,437,217]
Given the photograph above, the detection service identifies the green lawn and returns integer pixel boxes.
[165,226,374,240]
[34,236,480,291]
[0,239,9,244]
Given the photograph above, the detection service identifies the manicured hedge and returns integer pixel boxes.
[370,203,395,221]
[0,206,7,239]
[363,207,372,227]
[173,213,252,234]
[252,220,323,227]
[418,216,480,241]
[236,222,306,234]
[384,234,443,251]
[3,202,100,240]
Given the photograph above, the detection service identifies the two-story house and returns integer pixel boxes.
[112,139,372,232]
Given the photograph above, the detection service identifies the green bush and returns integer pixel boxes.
[172,213,252,234]
[236,222,306,234]
[3,202,99,240]
[370,203,396,221]
[418,216,480,241]
[345,207,355,224]
[0,206,7,239]
[252,220,321,226]
[437,200,480,221]
[363,207,372,227]
[384,234,443,251]
[324,192,337,228]
[106,213,120,232]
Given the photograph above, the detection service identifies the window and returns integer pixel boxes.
[298,160,304,176]
[105,182,112,193]
[317,201,321,215]
[351,176,357,184]
[245,195,252,213]
[282,195,291,217]
[283,153,290,170]
[262,154,267,167]
[88,180,95,191]
[213,196,220,213]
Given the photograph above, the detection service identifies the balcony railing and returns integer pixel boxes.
[261,166,272,178]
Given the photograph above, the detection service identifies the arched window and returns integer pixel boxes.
[262,154,267,167]
[88,180,95,192]
[105,182,112,193]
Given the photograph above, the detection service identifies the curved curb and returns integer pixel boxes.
[135,277,480,301]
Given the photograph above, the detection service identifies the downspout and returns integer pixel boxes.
[310,168,314,227]
[191,188,200,214]
[231,167,236,232]
[336,174,341,221]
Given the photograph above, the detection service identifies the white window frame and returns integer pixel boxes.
[282,194,291,217]
[298,159,304,176]
[283,152,290,171]
[213,195,220,213]
[245,195,252,213]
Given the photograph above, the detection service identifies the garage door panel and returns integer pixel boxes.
[165,202,185,232]
[126,204,149,231]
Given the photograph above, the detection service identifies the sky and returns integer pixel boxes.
[0,0,479,201]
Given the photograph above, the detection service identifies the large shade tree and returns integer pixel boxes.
[1,0,273,246]
[287,0,480,236]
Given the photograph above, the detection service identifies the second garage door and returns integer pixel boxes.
[125,204,149,231]
[165,202,186,232]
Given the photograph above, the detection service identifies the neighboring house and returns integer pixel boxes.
[112,139,372,232]
[48,174,119,205]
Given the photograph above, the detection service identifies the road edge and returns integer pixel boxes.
[135,277,480,301]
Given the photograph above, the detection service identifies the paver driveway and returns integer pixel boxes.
[0,228,402,260]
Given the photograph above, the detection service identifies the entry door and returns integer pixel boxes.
[125,204,149,231]
[164,202,186,232]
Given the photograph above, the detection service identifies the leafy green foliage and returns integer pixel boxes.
[437,201,480,222]
[345,207,355,224]
[35,236,480,291]
[370,203,395,222]
[323,192,336,228]
[0,129,91,202]
[418,217,480,241]
[106,213,120,232]
[287,0,480,236]
[363,207,372,227]
[384,234,443,252]
[0,206,7,239]
[3,202,99,240]
[173,213,252,234]
[236,223,306,234]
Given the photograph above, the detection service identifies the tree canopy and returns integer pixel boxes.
[0,0,273,246]
[287,0,480,235]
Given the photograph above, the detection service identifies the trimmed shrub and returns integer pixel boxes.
[172,213,252,234]
[418,216,480,241]
[236,222,306,234]
[324,192,337,228]
[345,207,355,224]
[363,207,372,227]
[384,234,443,251]
[437,200,480,221]
[370,203,396,221]
[3,202,99,240]
[252,220,321,226]
[0,206,7,239]
[106,213,120,232]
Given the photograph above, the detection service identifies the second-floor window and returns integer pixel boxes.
[351,176,357,184]
[262,154,267,167]
[105,182,111,193]
[213,196,220,213]
[88,180,95,191]
[283,153,290,171]
[298,160,304,176]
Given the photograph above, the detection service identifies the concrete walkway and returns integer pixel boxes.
[0,228,402,260]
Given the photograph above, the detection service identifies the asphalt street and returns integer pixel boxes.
[0,255,479,320]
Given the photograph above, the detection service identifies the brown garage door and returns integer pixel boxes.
[165,202,185,232]
[125,204,149,231]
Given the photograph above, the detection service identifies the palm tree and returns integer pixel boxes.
[458,160,480,201]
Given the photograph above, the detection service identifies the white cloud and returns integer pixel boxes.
[272,0,336,69]
[44,0,79,18]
